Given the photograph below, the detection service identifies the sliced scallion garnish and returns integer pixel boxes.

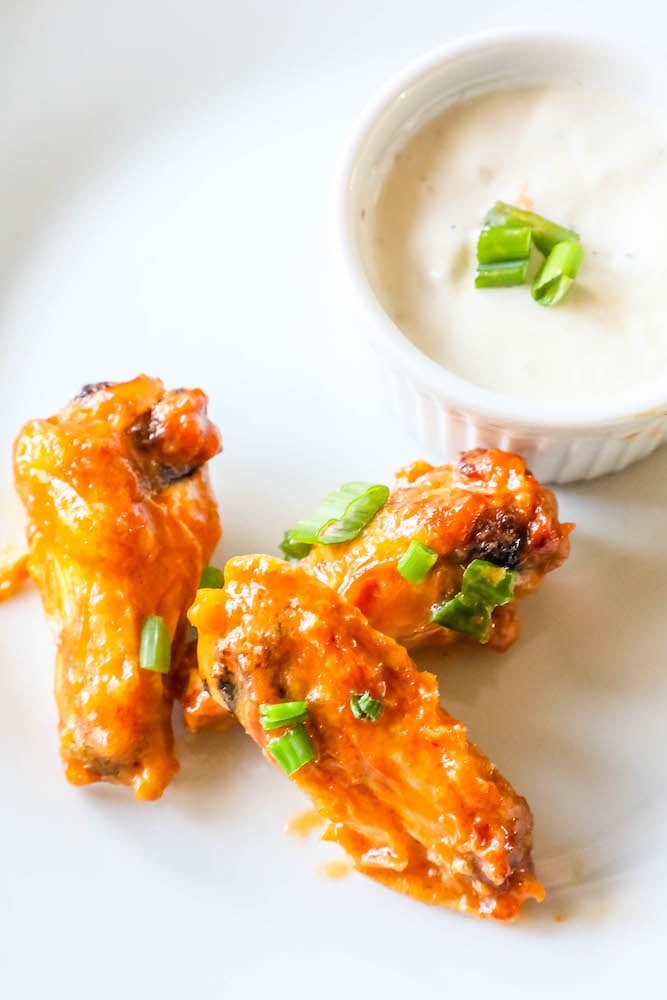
[461,558,518,607]
[139,615,171,673]
[199,564,224,589]
[531,239,584,307]
[280,481,390,558]
[477,225,532,265]
[319,484,390,544]
[431,593,492,642]
[431,559,518,644]
[475,260,529,288]
[280,534,314,562]
[259,701,309,731]
[397,540,438,584]
[485,201,579,255]
[267,723,316,776]
[350,691,383,722]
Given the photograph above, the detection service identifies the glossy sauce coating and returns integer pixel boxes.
[304,449,572,651]
[0,549,29,602]
[14,376,222,799]
[190,555,544,919]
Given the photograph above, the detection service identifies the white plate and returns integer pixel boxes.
[1,4,665,998]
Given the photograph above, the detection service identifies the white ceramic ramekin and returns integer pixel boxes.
[341,29,667,483]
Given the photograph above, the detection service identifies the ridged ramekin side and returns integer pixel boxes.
[381,362,667,483]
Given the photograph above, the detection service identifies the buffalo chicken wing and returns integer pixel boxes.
[303,449,572,651]
[190,554,544,919]
[14,376,222,799]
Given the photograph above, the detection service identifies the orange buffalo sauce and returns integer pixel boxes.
[0,548,29,603]
[318,860,353,881]
[286,809,324,839]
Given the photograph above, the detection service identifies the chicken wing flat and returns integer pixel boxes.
[302,448,572,651]
[14,376,221,799]
[190,554,544,919]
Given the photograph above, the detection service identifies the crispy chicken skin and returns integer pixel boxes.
[13,376,222,799]
[303,449,572,651]
[190,554,544,919]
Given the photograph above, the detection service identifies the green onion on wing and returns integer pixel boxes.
[460,558,517,606]
[280,481,390,560]
[397,540,438,584]
[139,615,171,673]
[267,722,316,776]
[350,691,383,722]
[199,564,224,589]
[260,701,309,731]
[431,558,518,644]
[432,593,492,642]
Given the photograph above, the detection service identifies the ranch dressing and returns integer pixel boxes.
[369,86,667,403]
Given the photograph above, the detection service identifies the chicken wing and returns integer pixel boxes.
[302,448,572,651]
[14,376,222,799]
[190,554,544,919]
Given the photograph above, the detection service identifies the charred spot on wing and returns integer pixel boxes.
[129,409,200,487]
[129,408,159,449]
[75,381,113,399]
[158,463,198,485]
[216,669,237,712]
[458,460,479,478]
[465,510,525,570]
[456,449,488,480]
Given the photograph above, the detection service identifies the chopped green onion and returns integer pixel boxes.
[475,260,529,288]
[139,615,171,673]
[477,225,532,265]
[485,201,579,255]
[319,484,390,544]
[279,533,314,562]
[350,691,383,722]
[431,593,492,642]
[460,559,518,607]
[259,701,309,731]
[531,240,584,307]
[199,564,224,589]
[281,481,390,557]
[267,722,316,776]
[430,558,518,643]
[397,540,438,584]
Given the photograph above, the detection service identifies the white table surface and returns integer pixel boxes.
[1,3,666,998]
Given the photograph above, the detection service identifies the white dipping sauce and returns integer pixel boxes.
[368,86,667,403]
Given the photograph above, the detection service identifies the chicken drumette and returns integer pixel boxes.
[14,376,221,799]
[190,554,544,920]
[303,449,572,651]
